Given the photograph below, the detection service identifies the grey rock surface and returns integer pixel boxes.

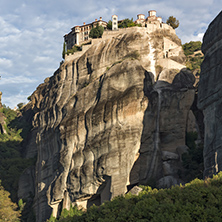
[198,11,222,178]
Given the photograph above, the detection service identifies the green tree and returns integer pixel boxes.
[182,41,204,72]
[62,42,66,59]
[107,20,112,30]
[166,16,179,29]
[89,23,104,38]
[118,18,136,28]
[183,41,202,56]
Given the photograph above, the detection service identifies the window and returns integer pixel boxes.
[114,22,116,25]
[113,17,117,20]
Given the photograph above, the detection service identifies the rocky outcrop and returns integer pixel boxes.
[0,91,7,134]
[19,27,196,221]
[198,11,222,177]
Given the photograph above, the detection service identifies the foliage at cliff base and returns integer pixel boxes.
[48,172,222,222]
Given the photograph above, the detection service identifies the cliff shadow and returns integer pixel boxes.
[129,68,199,190]
[87,175,112,208]
[128,71,164,189]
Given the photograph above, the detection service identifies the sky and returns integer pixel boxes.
[0,0,221,108]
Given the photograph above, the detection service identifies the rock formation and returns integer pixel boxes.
[19,27,196,221]
[198,11,222,177]
[130,69,195,188]
[0,91,7,134]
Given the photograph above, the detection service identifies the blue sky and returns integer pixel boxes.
[0,0,221,108]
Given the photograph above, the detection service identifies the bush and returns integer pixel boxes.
[55,172,222,221]
[66,45,82,55]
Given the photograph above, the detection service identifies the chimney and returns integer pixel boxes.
[95,19,97,21]
[100,17,102,20]
[83,22,85,25]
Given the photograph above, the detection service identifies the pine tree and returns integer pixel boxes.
[166,16,179,29]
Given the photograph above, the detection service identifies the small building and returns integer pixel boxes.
[64,17,107,50]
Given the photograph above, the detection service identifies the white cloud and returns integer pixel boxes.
[1,93,30,109]
[0,76,35,85]
[0,58,12,68]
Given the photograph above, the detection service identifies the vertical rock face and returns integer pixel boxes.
[20,28,196,221]
[198,11,222,177]
[130,69,195,188]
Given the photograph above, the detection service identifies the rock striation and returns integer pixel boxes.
[19,27,196,221]
[198,11,222,177]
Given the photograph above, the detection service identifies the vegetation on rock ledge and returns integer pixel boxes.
[182,41,204,73]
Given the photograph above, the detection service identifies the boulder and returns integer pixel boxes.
[172,68,195,89]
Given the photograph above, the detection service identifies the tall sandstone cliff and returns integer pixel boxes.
[19,27,197,221]
[198,11,222,177]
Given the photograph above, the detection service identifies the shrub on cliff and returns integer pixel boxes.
[66,45,82,56]
[55,172,222,221]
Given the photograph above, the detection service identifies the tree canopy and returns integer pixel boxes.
[51,172,222,222]
[89,24,104,38]
[182,41,202,56]
[166,16,179,29]
[182,41,204,72]
[107,20,112,30]
[118,18,136,28]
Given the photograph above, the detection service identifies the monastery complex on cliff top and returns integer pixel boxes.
[63,10,185,72]
[64,10,175,49]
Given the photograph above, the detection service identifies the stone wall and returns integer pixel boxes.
[197,11,222,177]
[158,58,186,70]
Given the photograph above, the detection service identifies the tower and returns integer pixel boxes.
[148,10,157,17]
[112,15,118,31]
